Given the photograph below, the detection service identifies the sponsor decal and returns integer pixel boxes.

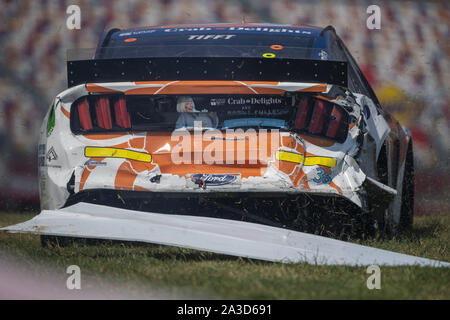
[117,26,313,36]
[118,30,156,37]
[210,98,226,106]
[164,27,213,33]
[189,174,238,187]
[39,146,61,168]
[226,97,283,106]
[84,160,106,167]
[227,27,312,34]
[46,147,58,162]
[188,34,235,40]
[164,27,312,34]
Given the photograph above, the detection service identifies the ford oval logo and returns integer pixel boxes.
[191,174,237,186]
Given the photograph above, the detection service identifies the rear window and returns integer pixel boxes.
[98,27,319,60]
[71,94,349,143]
[71,95,293,132]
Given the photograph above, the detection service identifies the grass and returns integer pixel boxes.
[0,212,449,299]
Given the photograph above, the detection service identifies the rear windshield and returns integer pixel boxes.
[132,95,292,130]
[96,26,322,60]
[73,95,294,132]
[71,94,350,143]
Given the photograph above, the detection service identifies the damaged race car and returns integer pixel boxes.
[38,23,414,244]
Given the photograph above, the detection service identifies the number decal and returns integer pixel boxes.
[313,167,332,184]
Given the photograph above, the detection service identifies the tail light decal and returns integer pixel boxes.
[326,105,344,138]
[114,97,131,129]
[77,97,93,131]
[294,97,310,130]
[294,97,349,143]
[95,97,113,129]
[308,100,327,135]
[72,95,132,133]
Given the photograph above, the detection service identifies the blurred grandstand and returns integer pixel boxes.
[0,0,448,213]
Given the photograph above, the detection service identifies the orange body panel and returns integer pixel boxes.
[80,131,317,190]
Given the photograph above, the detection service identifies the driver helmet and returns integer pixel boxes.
[176,96,199,113]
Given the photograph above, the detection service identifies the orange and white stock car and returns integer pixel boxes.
[36,24,414,241]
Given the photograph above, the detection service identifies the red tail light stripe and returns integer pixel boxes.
[326,105,344,138]
[308,100,327,135]
[77,97,93,131]
[294,97,310,130]
[95,97,113,129]
[114,97,131,129]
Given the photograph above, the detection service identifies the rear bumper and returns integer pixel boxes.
[64,188,366,234]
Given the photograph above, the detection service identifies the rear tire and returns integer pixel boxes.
[372,143,390,236]
[399,142,414,232]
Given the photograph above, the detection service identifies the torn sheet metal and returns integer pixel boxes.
[1,203,449,267]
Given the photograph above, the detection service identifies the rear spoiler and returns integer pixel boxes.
[67,57,347,88]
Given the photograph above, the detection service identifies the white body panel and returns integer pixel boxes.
[2,203,448,267]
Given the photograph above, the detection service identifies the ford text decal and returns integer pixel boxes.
[190,174,238,186]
